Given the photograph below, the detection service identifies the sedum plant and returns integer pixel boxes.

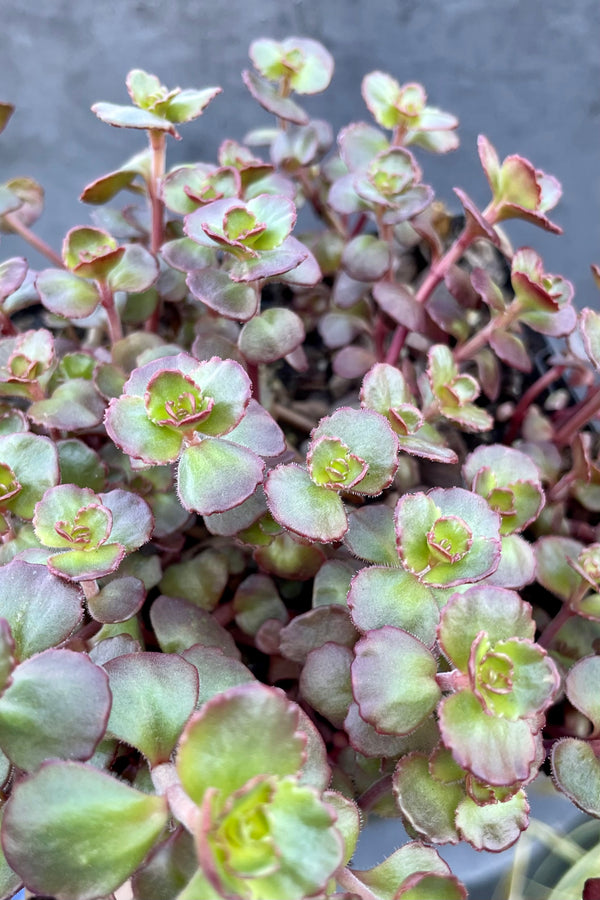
[0,34,598,900]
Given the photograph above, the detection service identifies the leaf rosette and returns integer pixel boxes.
[437,586,559,784]
[249,37,334,95]
[329,144,433,224]
[105,353,282,515]
[33,484,153,581]
[478,134,562,233]
[463,444,544,535]
[0,329,55,400]
[92,69,221,139]
[427,345,493,432]
[175,683,344,899]
[395,487,501,587]
[362,72,459,153]
[184,194,307,278]
[510,247,576,337]
[265,407,398,543]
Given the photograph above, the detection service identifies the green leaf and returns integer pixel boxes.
[131,829,198,900]
[265,464,348,543]
[239,308,305,363]
[150,594,240,658]
[57,439,106,492]
[0,432,59,519]
[581,308,600,369]
[242,69,308,124]
[178,438,264,515]
[534,536,583,601]
[566,656,600,730]
[299,643,353,728]
[160,549,228,611]
[253,531,326,580]
[393,753,464,844]
[455,789,529,851]
[47,542,125,581]
[552,738,600,816]
[29,381,106,434]
[348,566,439,646]
[104,652,198,765]
[438,585,535,672]
[352,626,440,735]
[36,268,100,319]
[471,634,559,719]
[250,37,334,94]
[233,573,287,635]
[181,645,255,708]
[439,690,538,785]
[165,86,222,123]
[92,101,177,134]
[176,682,305,802]
[344,504,399,565]
[87,575,145,623]
[0,649,110,771]
[3,760,168,900]
[105,394,184,464]
[0,560,83,658]
[187,267,258,321]
[351,842,453,900]
[310,407,398,496]
[279,606,357,664]
[108,243,159,293]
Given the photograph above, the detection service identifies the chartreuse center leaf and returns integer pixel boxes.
[145,370,214,429]
[308,436,367,490]
[177,438,264,515]
[2,760,168,900]
[33,485,110,550]
[105,395,184,464]
[351,626,440,735]
[48,542,125,582]
[0,648,111,771]
[104,652,199,765]
[265,464,348,543]
[470,633,559,719]
[438,585,535,672]
[176,682,305,803]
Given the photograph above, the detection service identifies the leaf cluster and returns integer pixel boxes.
[0,35,597,900]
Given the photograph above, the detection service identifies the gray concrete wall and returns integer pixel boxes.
[1,0,598,303]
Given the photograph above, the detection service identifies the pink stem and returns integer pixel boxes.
[385,223,476,366]
[504,365,566,444]
[335,867,380,900]
[5,213,64,268]
[554,386,600,447]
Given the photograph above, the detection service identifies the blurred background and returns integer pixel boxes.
[1,0,598,303]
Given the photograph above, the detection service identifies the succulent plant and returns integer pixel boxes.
[0,34,597,900]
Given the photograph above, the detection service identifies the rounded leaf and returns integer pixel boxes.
[0,649,111,771]
[2,760,168,900]
[265,463,348,543]
[348,565,439,646]
[352,626,440,735]
[239,308,305,364]
[176,682,305,802]
[177,438,264,515]
[104,652,199,765]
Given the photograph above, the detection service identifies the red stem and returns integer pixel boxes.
[504,364,566,444]
[385,223,476,366]
[537,602,575,650]
[97,280,123,345]
[554,386,600,446]
[5,213,64,268]
[335,866,380,900]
